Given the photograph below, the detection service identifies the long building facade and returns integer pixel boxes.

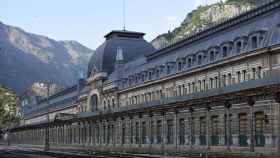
[7,0,280,157]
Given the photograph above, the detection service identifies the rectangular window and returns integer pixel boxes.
[252,68,256,80]
[122,123,126,144]
[179,119,185,145]
[215,76,218,88]
[211,116,219,146]
[223,75,227,87]
[199,117,206,145]
[151,121,155,144]
[242,70,247,82]
[130,122,134,144]
[257,67,262,79]
[135,122,140,144]
[142,122,147,144]
[239,113,248,146]
[224,114,233,145]
[157,120,162,144]
[255,112,265,146]
[210,78,213,89]
[167,120,174,144]
[237,71,241,83]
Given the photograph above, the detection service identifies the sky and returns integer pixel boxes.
[0,0,222,49]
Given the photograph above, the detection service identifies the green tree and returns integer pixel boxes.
[0,85,20,129]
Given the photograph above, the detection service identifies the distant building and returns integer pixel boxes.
[8,1,280,157]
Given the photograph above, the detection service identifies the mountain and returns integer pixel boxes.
[151,0,268,49]
[0,22,94,94]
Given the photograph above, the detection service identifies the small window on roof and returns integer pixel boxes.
[148,71,152,80]
[178,62,182,71]
[198,55,202,65]
[188,58,192,68]
[252,36,258,49]
[236,41,242,54]
[210,51,215,61]
[167,65,171,74]
[223,46,228,58]
[156,69,160,78]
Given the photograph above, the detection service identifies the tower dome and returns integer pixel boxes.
[87,30,156,77]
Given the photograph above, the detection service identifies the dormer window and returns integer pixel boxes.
[188,58,192,68]
[222,46,228,58]
[198,55,202,65]
[156,69,160,78]
[167,65,171,74]
[210,51,215,62]
[236,41,242,54]
[142,74,145,82]
[192,55,196,65]
[215,50,220,59]
[251,36,258,49]
[178,62,182,71]
[148,71,152,80]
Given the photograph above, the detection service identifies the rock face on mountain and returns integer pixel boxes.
[0,22,94,94]
[151,0,268,49]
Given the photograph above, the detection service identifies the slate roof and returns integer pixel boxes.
[87,30,156,77]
